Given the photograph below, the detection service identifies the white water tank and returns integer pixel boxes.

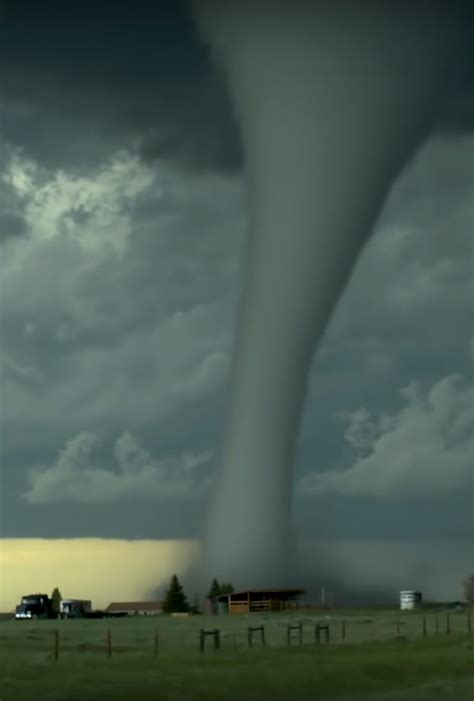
[400,591,422,610]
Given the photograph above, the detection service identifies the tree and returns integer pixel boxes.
[51,587,62,616]
[463,574,474,604]
[207,579,221,599]
[162,574,190,614]
[206,579,235,598]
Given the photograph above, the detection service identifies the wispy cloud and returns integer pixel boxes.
[23,431,213,503]
[299,372,473,497]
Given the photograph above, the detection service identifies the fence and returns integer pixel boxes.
[0,610,471,661]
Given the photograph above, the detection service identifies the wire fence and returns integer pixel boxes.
[0,610,471,661]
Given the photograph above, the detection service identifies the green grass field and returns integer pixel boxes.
[0,609,472,700]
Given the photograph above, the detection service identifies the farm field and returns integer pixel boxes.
[0,609,472,700]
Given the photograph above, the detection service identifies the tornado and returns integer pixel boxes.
[191,1,472,586]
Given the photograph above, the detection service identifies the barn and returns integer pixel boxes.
[104,601,163,616]
[216,588,306,615]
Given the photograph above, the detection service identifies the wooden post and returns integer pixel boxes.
[422,615,427,638]
[200,629,220,653]
[315,624,330,644]
[435,616,439,634]
[287,623,303,645]
[341,620,346,641]
[396,619,400,637]
[247,625,265,647]
[54,630,59,661]
[154,628,159,657]
[446,614,450,635]
[107,629,112,658]
[467,611,472,634]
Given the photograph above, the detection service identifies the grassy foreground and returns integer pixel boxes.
[0,629,472,700]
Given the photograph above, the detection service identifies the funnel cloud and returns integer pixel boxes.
[191,1,472,586]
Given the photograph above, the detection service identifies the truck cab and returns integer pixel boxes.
[15,594,54,620]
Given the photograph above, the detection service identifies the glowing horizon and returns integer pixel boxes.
[0,538,200,612]
[0,537,468,612]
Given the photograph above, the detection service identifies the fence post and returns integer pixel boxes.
[200,629,220,653]
[248,626,265,648]
[107,629,112,658]
[315,624,330,644]
[467,611,472,634]
[287,623,303,646]
[435,616,439,634]
[154,628,159,657]
[54,630,59,661]
[422,615,427,638]
[341,620,346,641]
[446,614,450,636]
[396,619,400,638]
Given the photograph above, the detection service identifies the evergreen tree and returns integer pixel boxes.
[162,574,190,614]
[207,578,221,599]
[51,587,62,616]
[219,582,235,595]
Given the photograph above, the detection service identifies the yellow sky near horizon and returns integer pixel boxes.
[1,537,469,612]
[0,538,200,612]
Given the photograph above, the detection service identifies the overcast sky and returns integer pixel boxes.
[0,1,472,593]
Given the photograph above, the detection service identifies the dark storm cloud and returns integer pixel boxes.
[0,0,472,563]
[0,164,27,241]
[0,0,470,178]
[0,161,243,380]
[436,89,474,135]
[0,0,242,173]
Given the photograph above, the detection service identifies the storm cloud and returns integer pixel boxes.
[0,0,472,600]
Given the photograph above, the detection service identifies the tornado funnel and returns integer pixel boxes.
[191,1,472,586]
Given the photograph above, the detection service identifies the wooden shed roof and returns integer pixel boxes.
[217,588,305,601]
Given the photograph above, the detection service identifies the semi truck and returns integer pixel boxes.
[14,594,55,620]
[14,594,95,620]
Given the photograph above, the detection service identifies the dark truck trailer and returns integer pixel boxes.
[14,594,55,620]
